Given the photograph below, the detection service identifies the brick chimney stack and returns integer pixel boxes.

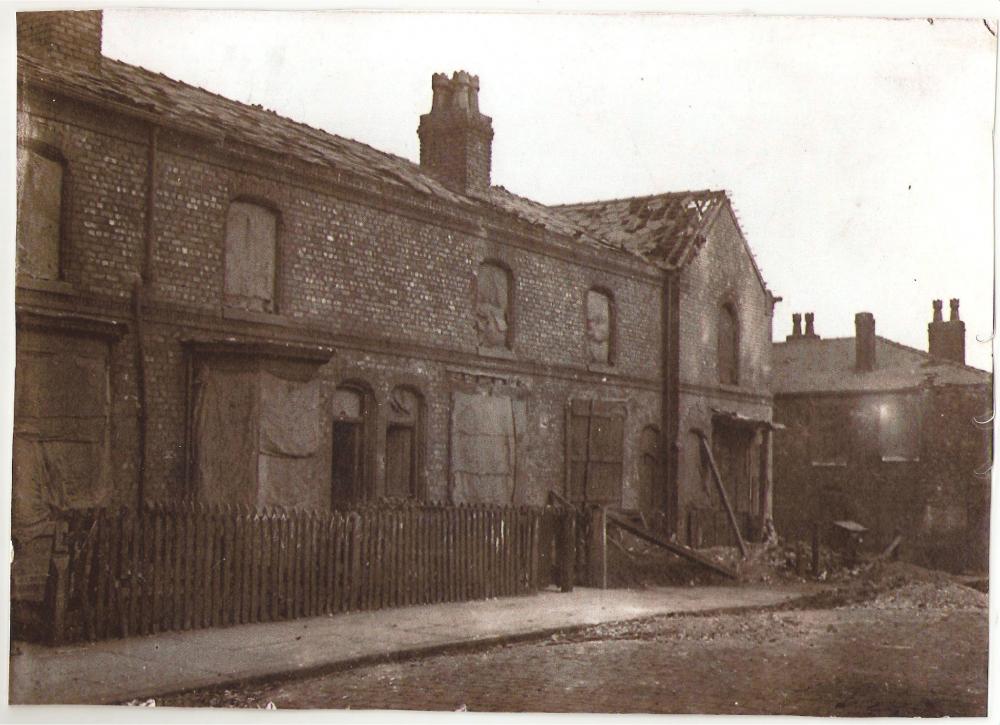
[928,298,966,365]
[786,313,802,341]
[418,71,494,195]
[855,312,876,372]
[17,10,104,70]
[804,312,819,339]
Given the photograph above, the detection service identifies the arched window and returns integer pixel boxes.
[224,200,278,312]
[475,261,512,349]
[718,303,739,385]
[16,143,66,281]
[586,289,614,365]
[330,384,371,507]
[386,387,423,499]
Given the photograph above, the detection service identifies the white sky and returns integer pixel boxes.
[93,7,997,371]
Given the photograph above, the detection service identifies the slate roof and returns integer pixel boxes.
[17,51,742,272]
[552,191,728,268]
[772,336,991,395]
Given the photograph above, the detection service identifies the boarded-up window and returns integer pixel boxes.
[879,395,921,462]
[386,387,422,499]
[475,262,511,349]
[16,146,63,281]
[225,201,277,312]
[809,402,849,466]
[586,289,612,364]
[718,304,738,385]
[451,392,526,504]
[331,386,369,507]
[567,399,626,505]
[191,359,322,508]
[13,330,110,601]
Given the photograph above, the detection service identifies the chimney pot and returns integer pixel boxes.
[787,313,802,341]
[855,312,876,372]
[928,298,965,364]
[804,312,817,338]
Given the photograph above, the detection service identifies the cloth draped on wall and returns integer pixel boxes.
[451,391,526,504]
[192,362,259,506]
[257,371,320,508]
[13,330,111,601]
[192,358,321,508]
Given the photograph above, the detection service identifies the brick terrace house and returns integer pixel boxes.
[771,304,992,573]
[13,10,778,610]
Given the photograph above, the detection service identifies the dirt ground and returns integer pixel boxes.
[154,561,989,716]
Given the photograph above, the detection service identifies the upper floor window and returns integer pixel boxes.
[810,402,849,467]
[586,289,613,365]
[879,396,921,462]
[718,303,739,385]
[16,145,65,281]
[475,261,512,350]
[225,201,277,312]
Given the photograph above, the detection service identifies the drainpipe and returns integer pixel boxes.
[661,270,680,536]
[134,123,158,509]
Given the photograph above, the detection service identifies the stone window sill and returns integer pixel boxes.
[811,461,847,467]
[223,306,285,326]
[17,275,75,296]
[587,361,616,375]
[477,345,516,360]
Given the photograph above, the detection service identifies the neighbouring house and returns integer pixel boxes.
[13,9,777,619]
[771,303,992,573]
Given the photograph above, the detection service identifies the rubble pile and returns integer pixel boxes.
[550,609,810,646]
[605,531,734,588]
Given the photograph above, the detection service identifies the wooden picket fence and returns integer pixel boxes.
[51,502,544,643]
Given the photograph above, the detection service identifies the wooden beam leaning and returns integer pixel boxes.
[604,511,738,580]
[691,428,749,559]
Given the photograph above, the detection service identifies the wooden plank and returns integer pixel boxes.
[126,511,141,637]
[250,509,262,623]
[460,504,470,601]
[348,513,359,611]
[150,505,163,633]
[191,504,202,628]
[605,510,738,579]
[693,431,749,559]
[393,508,402,608]
[90,509,106,641]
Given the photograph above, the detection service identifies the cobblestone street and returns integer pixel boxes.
[160,603,988,716]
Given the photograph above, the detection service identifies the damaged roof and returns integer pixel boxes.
[17,52,742,272]
[772,336,991,395]
[552,191,728,268]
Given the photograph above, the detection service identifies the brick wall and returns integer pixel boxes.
[772,384,992,573]
[673,203,774,539]
[17,85,666,513]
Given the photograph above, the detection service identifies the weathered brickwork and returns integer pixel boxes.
[14,11,776,582]
[16,81,665,516]
[674,205,774,541]
[773,385,992,573]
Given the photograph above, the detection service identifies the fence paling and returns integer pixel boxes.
[55,502,547,644]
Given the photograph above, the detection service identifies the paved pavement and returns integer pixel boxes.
[9,584,814,706]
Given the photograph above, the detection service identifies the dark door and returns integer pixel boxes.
[331,421,362,507]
